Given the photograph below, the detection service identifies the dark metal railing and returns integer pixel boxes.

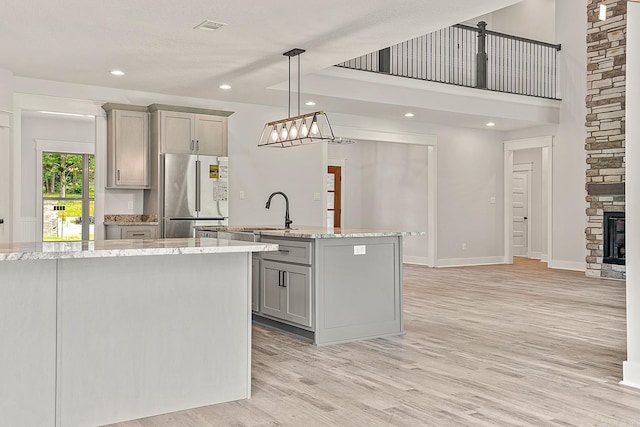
[336,22,562,100]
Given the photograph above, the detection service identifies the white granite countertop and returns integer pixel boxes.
[0,238,278,261]
[195,226,425,239]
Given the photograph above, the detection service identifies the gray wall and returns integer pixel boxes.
[329,140,429,263]
[437,127,503,262]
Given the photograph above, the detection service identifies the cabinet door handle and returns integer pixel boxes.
[279,249,290,254]
[282,271,287,288]
[278,270,283,287]
[190,140,194,152]
[196,140,200,152]
[117,169,120,181]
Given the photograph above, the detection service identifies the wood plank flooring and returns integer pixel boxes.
[106,258,640,426]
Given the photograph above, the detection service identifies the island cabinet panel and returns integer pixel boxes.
[314,236,403,345]
[0,260,57,427]
[57,253,251,427]
[260,260,313,328]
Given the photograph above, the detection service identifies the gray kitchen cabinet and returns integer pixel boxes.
[254,233,404,346]
[153,108,228,156]
[105,224,158,240]
[103,104,149,189]
[260,260,312,328]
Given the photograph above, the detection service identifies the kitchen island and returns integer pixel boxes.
[0,238,277,427]
[197,227,423,346]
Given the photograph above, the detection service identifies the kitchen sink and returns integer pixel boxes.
[198,227,297,242]
[217,231,259,242]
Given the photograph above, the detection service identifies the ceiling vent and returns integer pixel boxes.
[194,20,227,31]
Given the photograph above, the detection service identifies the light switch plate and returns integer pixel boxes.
[313,192,321,201]
[239,190,245,200]
[127,201,133,210]
[354,245,366,255]
[490,196,496,204]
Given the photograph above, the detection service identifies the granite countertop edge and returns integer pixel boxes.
[0,238,279,262]
[195,225,425,239]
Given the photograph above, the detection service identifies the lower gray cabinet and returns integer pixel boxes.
[105,224,158,240]
[260,260,312,328]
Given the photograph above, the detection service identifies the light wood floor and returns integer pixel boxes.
[107,258,640,426]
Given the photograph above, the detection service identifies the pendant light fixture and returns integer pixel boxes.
[258,48,335,148]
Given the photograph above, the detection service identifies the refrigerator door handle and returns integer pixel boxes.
[195,160,201,212]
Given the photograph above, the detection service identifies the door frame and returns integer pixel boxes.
[35,139,95,242]
[503,136,553,265]
[13,94,106,242]
[326,161,344,228]
[512,163,533,258]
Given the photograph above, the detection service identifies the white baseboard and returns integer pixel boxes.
[548,259,585,272]
[403,256,430,266]
[622,361,640,390]
[436,256,505,268]
[541,253,548,262]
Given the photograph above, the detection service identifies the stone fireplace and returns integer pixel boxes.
[585,0,626,279]
[603,211,625,264]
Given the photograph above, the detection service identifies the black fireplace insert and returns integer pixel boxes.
[603,211,625,265]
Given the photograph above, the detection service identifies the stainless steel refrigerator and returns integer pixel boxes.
[161,153,229,238]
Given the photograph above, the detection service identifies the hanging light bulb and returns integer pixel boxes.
[289,122,299,139]
[280,123,289,141]
[310,119,319,135]
[599,2,607,20]
[270,126,279,142]
[300,120,309,138]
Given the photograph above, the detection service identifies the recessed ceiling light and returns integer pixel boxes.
[404,113,415,117]
[486,122,496,127]
[219,84,232,90]
[194,20,228,31]
[110,70,125,76]
[305,101,316,106]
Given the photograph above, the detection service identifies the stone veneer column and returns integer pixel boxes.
[585,0,627,278]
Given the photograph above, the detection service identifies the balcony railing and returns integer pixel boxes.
[336,22,562,100]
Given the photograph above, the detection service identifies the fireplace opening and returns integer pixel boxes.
[603,212,625,265]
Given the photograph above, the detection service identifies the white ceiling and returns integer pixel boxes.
[3,0,546,130]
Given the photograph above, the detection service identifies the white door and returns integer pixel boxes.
[512,172,529,256]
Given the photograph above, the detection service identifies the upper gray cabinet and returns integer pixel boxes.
[148,104,232,156]
[103,104,150,189]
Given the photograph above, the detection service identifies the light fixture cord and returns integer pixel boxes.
[288,55,291,118]
[297,54,301,116]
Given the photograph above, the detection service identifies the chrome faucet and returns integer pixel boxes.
[265,191,293,229]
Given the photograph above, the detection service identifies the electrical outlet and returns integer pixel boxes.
[313,192,321,201]
[490,196,496,204]
[462,242,467,250]
[239,190,245,200]
[354,245,366,255]
[127,201,133,210]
